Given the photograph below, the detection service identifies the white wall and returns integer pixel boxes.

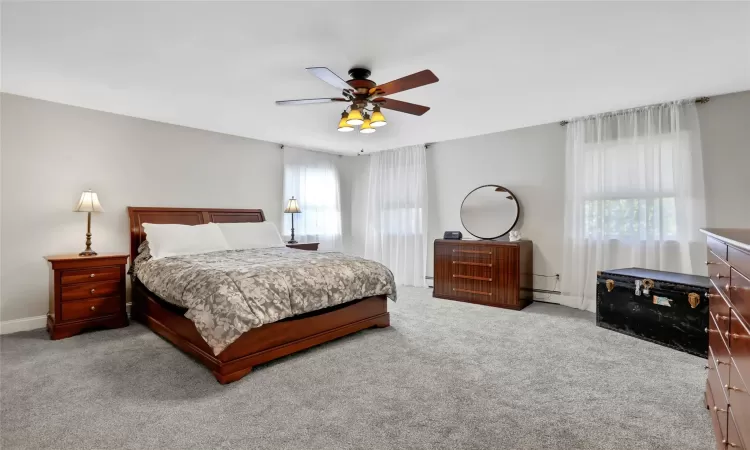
[699,90,750,227]
[1,94,284,325]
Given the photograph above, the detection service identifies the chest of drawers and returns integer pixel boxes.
[701,229,750,450]
[45,253,129,339]
[433,239,533,310]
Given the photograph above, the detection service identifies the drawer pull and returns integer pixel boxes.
[725,385,747,393]
[715,273,726,279]
[706,261,716,265]
[452,274,492,282]
[722,440,738,448]
[729,333,750,340]
[713,406,727,413]
[453,261,492,268]
[717,360,730,366]
[453,288,492,296]
[705,293,720,299]
[715,313,729,322]
[90,273,96,278]
[90,289,96,294]
[90,306,96,311]
[452,249,492,255]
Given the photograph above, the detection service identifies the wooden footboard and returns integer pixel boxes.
[131,279,390,384]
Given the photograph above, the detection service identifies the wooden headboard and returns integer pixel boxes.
[127,207,266,264]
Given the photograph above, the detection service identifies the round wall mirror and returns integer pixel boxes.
[460,185,519,239]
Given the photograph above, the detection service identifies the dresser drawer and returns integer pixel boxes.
[61,266,120,285]
[728,362,750,448]
[731,269,750,322]
[451,244,494,262]
[709,284,732,340]
[709,316,732,414]
[729,310,750,374]
[61,297,121,322]
[709,237,729,262]
[726,409,746,450]
[708,251,732,298]
[61,280,121,301]
[729,246,750,282]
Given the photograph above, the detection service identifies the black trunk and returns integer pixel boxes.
[596,268,710,358]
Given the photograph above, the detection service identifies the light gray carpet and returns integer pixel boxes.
[1,287,712,450]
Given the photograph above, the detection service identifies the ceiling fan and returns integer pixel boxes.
[276,67,439,134]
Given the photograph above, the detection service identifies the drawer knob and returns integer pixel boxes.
[90,306,96,311]
[90,289,96,294]
[713,406,727,413]
[90,273,95,278]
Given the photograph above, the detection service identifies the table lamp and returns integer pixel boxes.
[284,197,301,244]
[74,189,104,256]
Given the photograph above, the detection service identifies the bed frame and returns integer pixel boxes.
[127,207,390,384]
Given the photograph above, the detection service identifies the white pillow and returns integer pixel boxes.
[142,223,230,260]
[214,222,286,250]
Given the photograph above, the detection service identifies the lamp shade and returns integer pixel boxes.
[370,106,387,127]
[284,197,301,214]
[337,112,354,132]
[359,115,376,134]
[346,108,364,126]
[73,190,104,212]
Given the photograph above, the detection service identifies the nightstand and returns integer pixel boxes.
[45,253,129,340]
[286,242,319,251]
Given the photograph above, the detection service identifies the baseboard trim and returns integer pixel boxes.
[542,294,596,313]
[0,315,47,334]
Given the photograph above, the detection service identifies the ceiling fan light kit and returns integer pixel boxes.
[276,66,438,135]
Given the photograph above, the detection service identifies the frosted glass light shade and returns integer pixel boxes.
[370,107,387,127]
[337,113,354,132]
[346,108,364,126]
[360,117,376,134]
[284,197,301,213]
[74,190,104,212]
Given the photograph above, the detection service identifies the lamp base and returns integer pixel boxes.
[287,240,298,244]
[79,249,98,257]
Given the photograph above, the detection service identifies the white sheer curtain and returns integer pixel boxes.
[365,145,428,287]
[283,147,343,251]
[561,101,706,310]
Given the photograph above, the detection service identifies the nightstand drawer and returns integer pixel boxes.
[61,266,120,285]
[61,297,121,322]
[61,280,120,301]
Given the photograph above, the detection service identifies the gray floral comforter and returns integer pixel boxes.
[133,247,397,355]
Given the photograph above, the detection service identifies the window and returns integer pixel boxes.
[283,161,342,251]
[581,136,679,242]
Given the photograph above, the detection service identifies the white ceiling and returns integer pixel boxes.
[2,2,749,154]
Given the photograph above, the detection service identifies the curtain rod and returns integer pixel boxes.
[559,96,710,126]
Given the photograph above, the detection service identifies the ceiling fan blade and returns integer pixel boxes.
[374,98,430,116]
[276,98,347,105]
[369,70,439,96]
[306,67,353,91]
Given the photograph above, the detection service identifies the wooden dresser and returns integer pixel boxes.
[702,229,750,450]
[45,253,129,339]
[433,239,533,310]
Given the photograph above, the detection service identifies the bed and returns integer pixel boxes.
[128,206,392,384]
